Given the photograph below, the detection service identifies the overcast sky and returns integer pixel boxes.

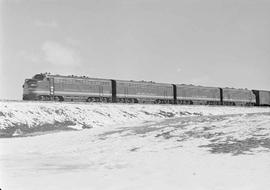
[0,0,270,100]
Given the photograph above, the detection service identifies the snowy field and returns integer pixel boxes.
[0,101,270,190]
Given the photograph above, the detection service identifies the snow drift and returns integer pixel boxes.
[0,100,269,137]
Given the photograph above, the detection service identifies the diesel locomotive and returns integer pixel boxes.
[22,73,270,106]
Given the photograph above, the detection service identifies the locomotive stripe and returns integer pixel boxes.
[116,94,173,99]
[54,91,111,97]
[178,96,255,102]
[223,99,256,103]
[30,90,112,97]
[28,90,255,102]
[176,96,220,101]
[30,90,50,95]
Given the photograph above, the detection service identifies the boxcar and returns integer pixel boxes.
[252,90,270,106]
[175,84,221,105]
[222,88,256,106]
[115,80,174,103]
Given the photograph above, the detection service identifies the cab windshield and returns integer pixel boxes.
[26,79,37,87]
[33,74,45,80]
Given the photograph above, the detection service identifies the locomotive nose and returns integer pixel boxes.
[22,79,39,100]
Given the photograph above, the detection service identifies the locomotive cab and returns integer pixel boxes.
[23,79,38,100]
[24,79,38,88]
[22,73,50,100]
[23,74,46,88]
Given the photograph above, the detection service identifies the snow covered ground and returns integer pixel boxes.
[0,101,270,190]
[0,101,269,137]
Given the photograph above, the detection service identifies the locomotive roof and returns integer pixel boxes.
[44,73,171,85]
[115,79,172,86]
[46,74,111,81]
[176,84,219,89]
[36,73,253,91]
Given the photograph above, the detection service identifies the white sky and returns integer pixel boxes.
[1,0,270,99]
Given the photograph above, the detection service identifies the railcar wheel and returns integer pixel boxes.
[53,96,59,101]
[86,97,93,102]
[38,95,45,101]
[58,96,64,102]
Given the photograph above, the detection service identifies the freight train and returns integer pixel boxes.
[22,73,270,106]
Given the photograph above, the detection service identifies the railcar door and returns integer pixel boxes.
[99,85,103,97]
[164,90,167,98]
[124,87,128,97]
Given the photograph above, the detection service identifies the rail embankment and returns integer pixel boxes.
[0,100,269,137]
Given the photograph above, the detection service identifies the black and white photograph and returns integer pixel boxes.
[0,0,270,189]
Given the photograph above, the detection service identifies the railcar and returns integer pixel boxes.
[175,84,221,105]
[222,88,256,106]
[115,80,174,104]
[23,73,113,102]
[252,90,270,106]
